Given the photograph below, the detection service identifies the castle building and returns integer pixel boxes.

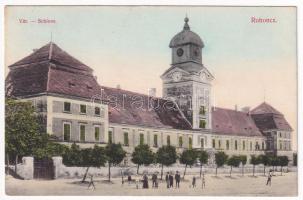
[5,17,294,164]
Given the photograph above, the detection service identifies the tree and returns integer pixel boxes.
[227,156,241,177]
[63,143,82,166]
[250,155,260,176]
[5,98,47,172]
[215,152,228,176]
[197,150,208,177]
[180,149,197,178]
[269,155,279,175]
[105,143,126,182]
[238,155,247,176]
[258,154,270,176]
[156,145,177,180]
[278,156,289,176]
[131,144,155,174]
[34,142,69,159]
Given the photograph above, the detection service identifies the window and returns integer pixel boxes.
[279,132,282,138]
[218,140,221,149]
[80,104,86,114]
[242,141,245,150]
[108,131,113,144]
[63,123,71,141]
[95,126,100,141]
[140,133,144,145]
[250,142,253,151]
[262,142,265,150]
[124,132,129,146]
[199,106,206,115]
[80,124,85,142]
[64,102,71,112]
[199,120,206,128]
[235,140,238,150]
[212,139,215,148]
[279,142,282,150]
[226,140,230,150]
[255,142,259,150]
[167,135,171,146]
[189,137,192,149]
[201,138,204,148]
[179,136,183,148]
[95,107,100,116]
[153,135,158,147]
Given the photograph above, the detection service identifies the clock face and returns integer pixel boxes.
[172,72,182,82]
[177,48,184,57]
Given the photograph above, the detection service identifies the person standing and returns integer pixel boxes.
[87,175,96,190]
[152,173,158,188]
[143,174,149,189]
[169,172,174,188]
[175,171,181,188]
[201,173,206,189]
[165,172,170,188]
[266,170,272,186]
[128,174,132,185]
[192,176,196,188]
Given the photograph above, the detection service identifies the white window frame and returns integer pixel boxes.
[79,104,87,114]
[94,125,101,142]
[63,102,71,112]
[63,122,71,141]
[79,124,86,142]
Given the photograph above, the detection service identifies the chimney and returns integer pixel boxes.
[234,104,238,111]
[116,84,121,89]
[148,88,156,97]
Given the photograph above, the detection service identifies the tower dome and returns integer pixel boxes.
[169,17,204,48]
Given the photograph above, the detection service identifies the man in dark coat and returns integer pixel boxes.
[142,174,149,189]
[165,172,170,188]
[169,172,174,188]
[175,171,181,188]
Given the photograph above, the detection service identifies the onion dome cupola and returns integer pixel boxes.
[169,17,204,65]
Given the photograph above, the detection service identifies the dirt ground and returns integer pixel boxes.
[5,172,297,196]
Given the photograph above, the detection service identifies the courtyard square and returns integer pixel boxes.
[5,172,297,196]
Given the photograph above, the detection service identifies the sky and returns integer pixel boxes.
[5,6,297,150]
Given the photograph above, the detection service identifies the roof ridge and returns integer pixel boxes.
[48,42,53,60]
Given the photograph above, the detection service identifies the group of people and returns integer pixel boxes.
[126,171,206,189]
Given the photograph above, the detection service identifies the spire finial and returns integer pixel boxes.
[183,15,190,30]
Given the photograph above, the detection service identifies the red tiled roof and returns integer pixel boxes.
[251,102,282,115]
[251,103,292,132]
[211,107,263,137]
[101,86,192,130]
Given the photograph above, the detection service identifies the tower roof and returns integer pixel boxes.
[169,17,204,48]
[251,102,282,115]
[9,42,93,73]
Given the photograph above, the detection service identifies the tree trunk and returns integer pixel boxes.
[160,164,163,180]
[81,167,90,182]
[230,166,232,177]
[15,155,18,173]
[6,153,10,176]
[253,165,255,176]
[263,165,266,176]
[280,166,283,176]
[200,164,203,178]
[183,164,187,179]
[215,167,218,176]
[108,163,111,182]
[137,164,140,174]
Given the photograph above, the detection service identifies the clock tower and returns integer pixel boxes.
[161,17,214,129]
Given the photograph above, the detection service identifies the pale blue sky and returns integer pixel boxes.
[5,6,297,148]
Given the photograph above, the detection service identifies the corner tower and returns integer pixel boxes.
[161,17,214,129]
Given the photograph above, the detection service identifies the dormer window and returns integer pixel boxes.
[68,82,76,87]
[87,85,93,90]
